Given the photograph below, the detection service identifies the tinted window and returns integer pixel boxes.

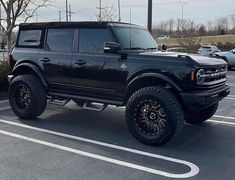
[79,28,113,54]
[113,27,157,50]
[47,29,74,52]
[18,30,42,46]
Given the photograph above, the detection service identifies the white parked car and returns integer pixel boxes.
[198,45,221,56]
[158,35,170,40]
[214,48,235,70]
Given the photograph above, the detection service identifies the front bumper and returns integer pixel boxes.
[180,85,230,112]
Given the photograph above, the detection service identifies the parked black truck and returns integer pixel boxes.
[8,22,230,145]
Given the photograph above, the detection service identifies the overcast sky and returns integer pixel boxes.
[35,0,235,27]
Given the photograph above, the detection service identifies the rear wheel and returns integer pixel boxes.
[125,87,184,146]
[185,102,219,124]
[9,75,47,119]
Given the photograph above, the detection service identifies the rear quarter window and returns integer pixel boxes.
[18,30,42,47]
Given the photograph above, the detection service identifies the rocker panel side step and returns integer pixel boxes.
[82,102,108,112]
[49,98,70,106]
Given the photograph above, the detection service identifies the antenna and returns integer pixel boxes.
[129,9,132,50]
[118,0,121,22]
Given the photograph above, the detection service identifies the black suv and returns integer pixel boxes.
[8,22,230,145]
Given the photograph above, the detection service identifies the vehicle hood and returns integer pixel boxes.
[139,51,226,67]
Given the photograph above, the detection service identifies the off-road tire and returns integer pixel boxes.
[125,87,184,146]
[9,75,47,119]
[185,102,219,125]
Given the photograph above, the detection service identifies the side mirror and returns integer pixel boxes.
[162,44,167,51]
[104,42,121,54]
[158,44,167,51]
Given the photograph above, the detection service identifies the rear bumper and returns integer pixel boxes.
[180,85,230,112]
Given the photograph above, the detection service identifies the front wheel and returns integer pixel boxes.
[9,75,47,119]
[125,87,184,146]
[185,102,219,125]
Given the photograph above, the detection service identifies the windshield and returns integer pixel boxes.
[112,26,158,50]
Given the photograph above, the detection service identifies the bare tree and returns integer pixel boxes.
[177,20,200,53]
[167,18,175,36]
[96,6,118,22]
[0,0,49,55]
[215,17,229,35]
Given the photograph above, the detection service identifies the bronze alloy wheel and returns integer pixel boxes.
[134,99,167,136]
[14,83,32,111]
[125,87,184,145]
[9,75,47,119]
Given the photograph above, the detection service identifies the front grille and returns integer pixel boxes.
[196,65,227,90]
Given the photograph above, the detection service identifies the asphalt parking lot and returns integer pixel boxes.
[0,72,235,180]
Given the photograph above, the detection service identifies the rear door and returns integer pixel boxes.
[39,28,74,88]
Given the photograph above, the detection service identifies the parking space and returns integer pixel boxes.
[0,72,235,179]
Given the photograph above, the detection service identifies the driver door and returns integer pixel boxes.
[70,28,124,99]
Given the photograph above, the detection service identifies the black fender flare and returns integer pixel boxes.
[12,62,48,88]
[125,73,182,95]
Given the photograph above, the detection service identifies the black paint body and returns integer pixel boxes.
[9,22,230,112]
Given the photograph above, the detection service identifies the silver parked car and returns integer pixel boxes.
[214,49,235,70]
[198,45,221,56]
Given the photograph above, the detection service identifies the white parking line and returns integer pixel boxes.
[213,115,235,120]
[0,118,199,179]
[0,129,190,178]
[225,97,235,100]
[0,107,11,111]
[208,119,235,126]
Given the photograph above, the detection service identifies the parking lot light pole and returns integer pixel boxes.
[148,0,153,34]
[179,0,187,38]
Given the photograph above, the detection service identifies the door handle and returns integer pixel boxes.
[74,60,86,65]
[40,57,50,63]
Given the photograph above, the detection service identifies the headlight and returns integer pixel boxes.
[196,69,206,84]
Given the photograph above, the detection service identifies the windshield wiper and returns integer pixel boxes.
[146,47,157,50]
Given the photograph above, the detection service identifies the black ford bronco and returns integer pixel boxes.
[8,22,230,145]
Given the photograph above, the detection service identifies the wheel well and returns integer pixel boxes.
[125,77,180,102]
[12,65,47,88]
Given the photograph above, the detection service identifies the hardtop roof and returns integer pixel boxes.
[19,21,142,29]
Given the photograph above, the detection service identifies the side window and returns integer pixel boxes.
[46,29,74,52]
[18,30,42,47]
[79,28,113,54]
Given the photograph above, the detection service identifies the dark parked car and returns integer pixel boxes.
[8,21,230,146]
